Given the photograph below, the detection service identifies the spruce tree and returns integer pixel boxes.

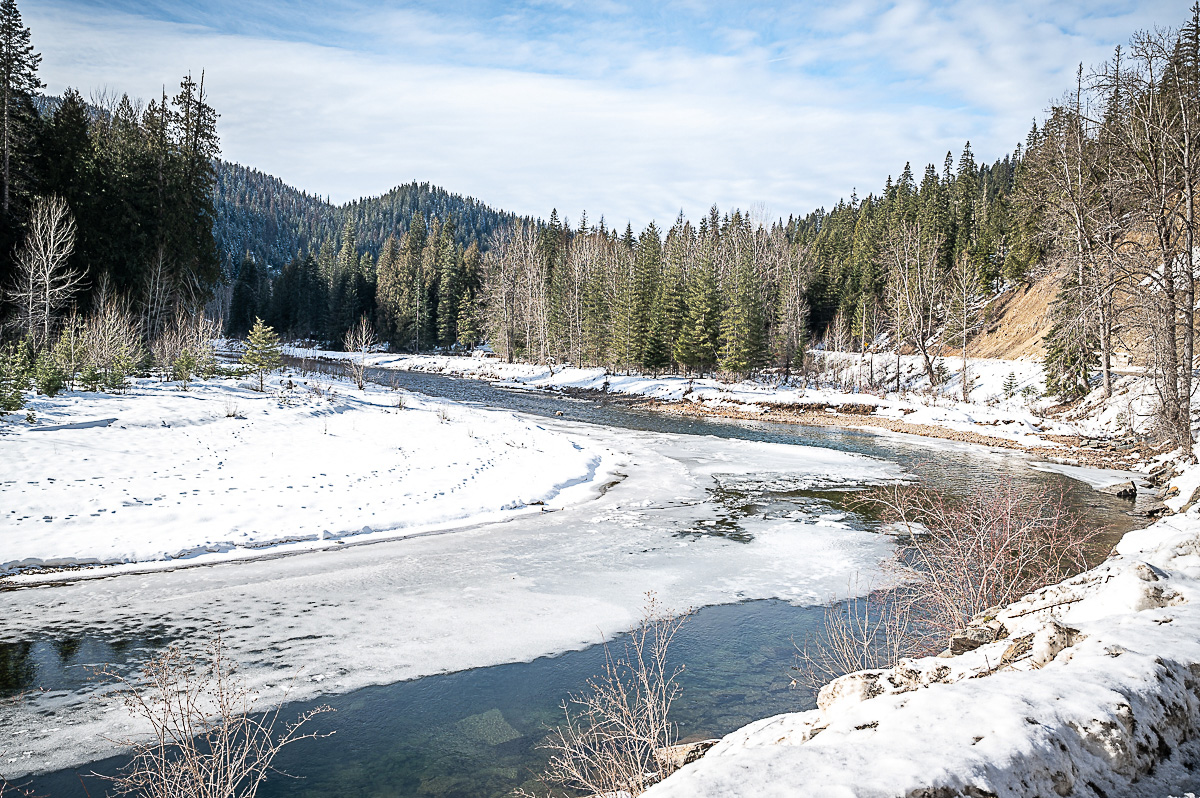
[242,317,282,392]
[674,256,720,375]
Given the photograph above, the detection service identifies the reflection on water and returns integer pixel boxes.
[0,632,171,697]
[29,601,823,798]
[18,366,1147,796]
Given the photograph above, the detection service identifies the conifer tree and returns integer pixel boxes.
[242,317,282,392]
[674,254,720,375]
[0,0,40,217]
[719,256,766,378]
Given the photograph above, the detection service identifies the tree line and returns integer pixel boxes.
[1017,4,1200,452]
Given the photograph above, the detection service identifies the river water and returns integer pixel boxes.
[9,368,1145,798]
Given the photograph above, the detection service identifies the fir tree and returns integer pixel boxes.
[242,317,282,392]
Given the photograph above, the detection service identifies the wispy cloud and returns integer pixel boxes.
[30,0,1181,226]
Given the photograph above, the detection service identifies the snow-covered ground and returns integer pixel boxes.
[0,373,611,574]
[0,366,911,776]
[646,473,1200,798]
[288,348,1071,448]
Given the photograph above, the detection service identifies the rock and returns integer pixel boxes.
[817,670,887,713]
[949,622,1008,654]
[656,739,720,769]
[1029,621,1084,668]
[1099,480,1137,499]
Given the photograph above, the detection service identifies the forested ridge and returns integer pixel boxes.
[214,161,524,270]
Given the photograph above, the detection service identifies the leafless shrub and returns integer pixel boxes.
[223,400,242,419]
[794,578,910,693]
[97,635,333,798]
[342,315,377,390]
[869,478,1096,654]
[519,595,690,798]
[796,480,1097,686]
[151,313,219,387]
[80,282,143,392]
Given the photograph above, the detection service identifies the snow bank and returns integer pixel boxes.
[645,498,1200,797]
[0,373,609,573]
[288,348,1069,448]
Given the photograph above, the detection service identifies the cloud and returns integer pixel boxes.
[28,0,1182,226]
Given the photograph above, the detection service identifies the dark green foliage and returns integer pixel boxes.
[32,348,64,395]
[242,317,282,391]
[1043,277,1097,401]
[0,341,29,410]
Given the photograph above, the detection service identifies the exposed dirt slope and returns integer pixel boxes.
[966,269,1061,360]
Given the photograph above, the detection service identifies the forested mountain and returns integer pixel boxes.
[213,162,524,271]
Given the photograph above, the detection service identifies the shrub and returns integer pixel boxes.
[520,596,690,797]
[98,635,333,798]
[798,479,1098,684]
[0,345,30,413]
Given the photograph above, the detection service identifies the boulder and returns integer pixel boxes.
[1098,480,1137,499]
[657,739,720,769]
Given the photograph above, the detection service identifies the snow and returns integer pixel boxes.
[0,368,908,777]
[644,477,1200,798]
[290,348,1070,448]
[1028,461,1150,491]
[0,374,610,573]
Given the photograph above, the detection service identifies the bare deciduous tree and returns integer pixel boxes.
[342,315,377,390]
[5,195,84,348]
[99,636,333,798]
[882,219,945,388]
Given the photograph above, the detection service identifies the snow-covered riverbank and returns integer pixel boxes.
[286,349,1087,447]
[646,488,1200,798]
[0,372,611,575]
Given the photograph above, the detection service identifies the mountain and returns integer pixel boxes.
[213,161,528,272]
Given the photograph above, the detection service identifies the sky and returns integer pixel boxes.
[29,0,1184,227]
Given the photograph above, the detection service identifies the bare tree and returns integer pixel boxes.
[881,219,944,387]
[945,252,983,402]
[342,315,377,390]
[522,596,691,797]
[99,635,333,798]
[5,195,84,348]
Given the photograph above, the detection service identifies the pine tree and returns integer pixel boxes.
[242,317,282,392]
[719,256,766,379]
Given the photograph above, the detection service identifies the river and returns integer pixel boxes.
[8,368,1145,798]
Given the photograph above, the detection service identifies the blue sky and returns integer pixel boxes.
[30,0,1182,226]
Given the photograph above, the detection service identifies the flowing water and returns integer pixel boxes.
[10,367,1146,798]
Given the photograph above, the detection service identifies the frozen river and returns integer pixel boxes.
[4,368,1145,796]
